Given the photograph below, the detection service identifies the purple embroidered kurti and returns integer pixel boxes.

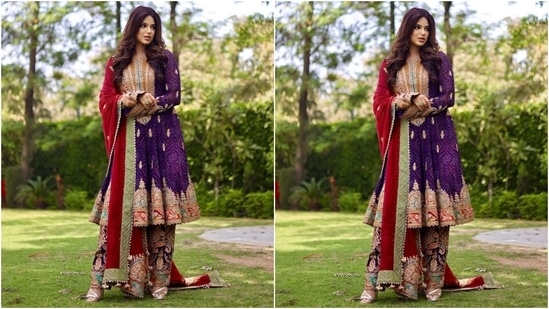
[364,51,474,230]
[90,49,200,228]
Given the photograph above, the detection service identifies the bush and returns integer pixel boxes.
[467,185,489,217]
[517,193,548,221]
[15,176,55,209]
[197,192,221,218]
[198,188,273,219]
[337,190,364,213]
[31,117,107,198]
[3,165,25,208]
[477,190,547,220]
[64,188,93,211]
[303,119,381,201]
[289,178,328,211]
[479,190,520,219]
[222,189,247,217]
[201,189,245,217]
[244,191,274,219]
[277,167,297,209]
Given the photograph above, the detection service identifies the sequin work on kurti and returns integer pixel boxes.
[90,54,200,227]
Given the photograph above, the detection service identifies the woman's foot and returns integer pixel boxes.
[425,288,442,301]
[152,286,168,300]
[86,288,103,302]
[360,289,377,304]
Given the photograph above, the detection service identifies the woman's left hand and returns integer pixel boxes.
[138,92,158,109]
[413,94,431,110]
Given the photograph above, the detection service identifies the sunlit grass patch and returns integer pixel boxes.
[275,210,547,308]
[2,209,273,308]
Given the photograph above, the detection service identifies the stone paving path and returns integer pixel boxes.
[199,225,273,247]
[199,225,546,249]
[473,227,547,248]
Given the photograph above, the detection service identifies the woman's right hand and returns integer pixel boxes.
[395,97,410,110]
[121,94,137,108]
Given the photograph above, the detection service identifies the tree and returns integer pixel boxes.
[166,3,274,198]
[274,1,547,215]
[169,1,180,65]
[443,1,454,65]
[1,1,119,182]
[275,2,402,186]
[294,2,314,187]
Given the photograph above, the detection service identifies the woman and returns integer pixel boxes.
[360,7,475,303]
[86,6,201,301]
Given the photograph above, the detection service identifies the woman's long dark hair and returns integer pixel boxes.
[386,7,441,90]
[112,6,167,89]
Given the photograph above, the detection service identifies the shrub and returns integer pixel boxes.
[244,191,274,219]
[337,190,364,213]
[467,185,489,217]
[64,188,93,211]
[479,190,520,219]
[517,193,548,221]
[221,189,247,217]
[477,190,548,220]
[3,165,25,208]
[200,189,273,219]
[277,167,297,209]
[201,189,245,217]
[15,176,55,209]
[31,118,107,198]
[289,178,328,211]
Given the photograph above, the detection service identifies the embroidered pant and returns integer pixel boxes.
[364,226,450,299]
[90,224,176,298]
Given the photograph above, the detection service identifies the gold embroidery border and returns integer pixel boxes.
[104,117,136,283]
[378,117,410,284]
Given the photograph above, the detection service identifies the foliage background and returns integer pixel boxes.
[274,1,547,220]
[1,1,274,219]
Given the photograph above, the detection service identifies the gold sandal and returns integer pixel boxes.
[425,288,442,302]
[86,288,103,302]
[360,289,377,304]
[152,287,168,300]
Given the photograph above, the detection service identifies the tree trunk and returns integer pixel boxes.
[55,174,65,210]
[21,1,40,184]
[230,140,237,190]
[443,1,454,66]
[170,1,180,66]
[488,175,494,204]
[329,176,339,211]
[214,172,220,202]
[116,1,121,41]
[389,1,395,39]
[294,1,313,193]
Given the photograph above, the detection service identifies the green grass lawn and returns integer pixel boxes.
[275,210,548,308]
[1,209,274,308]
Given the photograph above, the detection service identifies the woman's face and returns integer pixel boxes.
[409,17,429,48]
[136,15,156,47]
